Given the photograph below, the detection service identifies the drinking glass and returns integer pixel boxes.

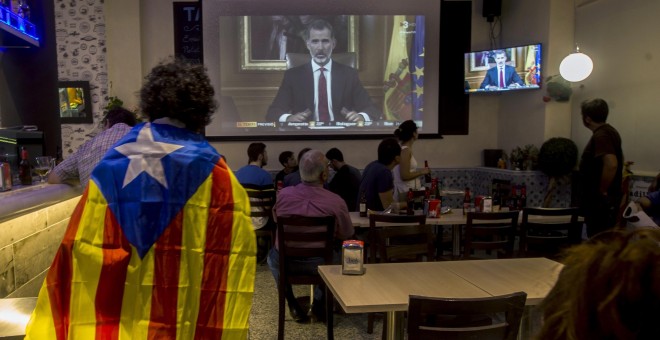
[34,156,54,183]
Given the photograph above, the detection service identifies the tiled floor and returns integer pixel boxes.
[248,264,387,339]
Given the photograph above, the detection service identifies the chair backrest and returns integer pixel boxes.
[520,207,581,259]
[285,52,357,69]
[245,188,276,219]
[408,292,527,340]
[368,214,428,263]
[276,215,335,284]
[464,211,519,258]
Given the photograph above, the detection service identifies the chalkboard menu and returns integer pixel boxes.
[173,2,202,64]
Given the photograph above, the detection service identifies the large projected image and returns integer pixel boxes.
[203,0,443,140]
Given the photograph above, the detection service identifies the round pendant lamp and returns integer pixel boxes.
[559,46,593,82]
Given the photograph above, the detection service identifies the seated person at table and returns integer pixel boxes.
[326,147,361,212]
[356,138,401,211]
[267,149,353,322]
[49,107,137,188]
[283,147,311,187]
[275,150,297,184]
[537,228,660,340]
[266,19,381,123]
[234,142,274,230]
[479,49,524,90]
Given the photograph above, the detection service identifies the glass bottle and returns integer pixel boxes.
[462,187,471,216]
[359,192,367,217]
[406,188,414,215]
[424,160,432,185]
[19,147,32,185]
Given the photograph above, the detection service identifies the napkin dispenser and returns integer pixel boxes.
[342,240,365,275]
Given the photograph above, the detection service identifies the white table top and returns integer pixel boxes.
[318,258,563,314]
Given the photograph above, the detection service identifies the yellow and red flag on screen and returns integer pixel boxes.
[25,122,256,340]
[383,15,413,121]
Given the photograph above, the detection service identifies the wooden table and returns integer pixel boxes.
[350,211,580,257]
[319,258,563,340]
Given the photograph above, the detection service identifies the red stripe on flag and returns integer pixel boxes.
[94,207,132,340]
[46,188,89,340]
[194,162,233,339]
[147,211,184,339]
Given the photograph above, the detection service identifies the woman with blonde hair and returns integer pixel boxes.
[537,229,660,339]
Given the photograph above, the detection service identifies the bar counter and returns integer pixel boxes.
[0,184,82,298]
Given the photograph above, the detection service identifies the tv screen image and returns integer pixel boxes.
[203,0,445,139]
[464,43,542,94]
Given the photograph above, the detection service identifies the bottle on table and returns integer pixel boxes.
[359,192,367,217]
[406,188,414,215]
[519,184,527,209]
[462,187,471,216]
[424,160,432,185]
[19,147,32,185]
[492,184,501,212]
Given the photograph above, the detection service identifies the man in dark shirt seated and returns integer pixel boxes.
[357,138,401,212]
[274,150,297,185]
[326,147,361,211]
[267,149,353,322]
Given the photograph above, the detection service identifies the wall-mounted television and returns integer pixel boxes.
[464,43,541,94]
[203,0,453,140]
[58,81,93,124]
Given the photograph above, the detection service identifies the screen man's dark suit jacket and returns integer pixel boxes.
[266,61,382,122]
[479,65,524,89]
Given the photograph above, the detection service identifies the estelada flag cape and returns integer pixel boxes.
[25,122,256,339]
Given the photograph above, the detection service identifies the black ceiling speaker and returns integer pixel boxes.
[482,0,502,22]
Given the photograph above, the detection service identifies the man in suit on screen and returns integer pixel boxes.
[266,19,381,123]
[479,49,524,90]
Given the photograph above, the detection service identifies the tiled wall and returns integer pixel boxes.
[0,197,79,298]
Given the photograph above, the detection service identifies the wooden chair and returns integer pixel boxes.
[407,291,527,340]
[245,187,276,260]
[463,211,519,259]
[285,52,357,69]
[367,213,430,335]
[276,215,335,340]
[520,207,581,259]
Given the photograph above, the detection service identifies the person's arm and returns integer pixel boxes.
[379,190,394,211]
[480,69,495,89]
[335,206,355,240]
[509,68,524,87]
[638,196,652,211]
[398,148,429,181]
[600,154,618,195]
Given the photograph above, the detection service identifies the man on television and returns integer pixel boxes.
[479,49,524,90]
[266,19,381,123]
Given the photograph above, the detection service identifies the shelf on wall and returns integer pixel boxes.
[0,6,39,47]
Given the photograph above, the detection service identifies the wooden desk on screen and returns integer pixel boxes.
[319,258,563,340]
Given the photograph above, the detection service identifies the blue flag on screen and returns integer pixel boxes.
[411,16,425,121]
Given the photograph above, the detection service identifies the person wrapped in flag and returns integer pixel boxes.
[26,59,256,339]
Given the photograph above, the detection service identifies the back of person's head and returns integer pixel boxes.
[299,149,326,184]
[297,147,312,162]
[104,107,137,127]
[278,151,294,166]
[378,138,402,165]
[581,98,609,123]
[140,58,217,132]
[247,142,266,163]
[394,120,418,142]
[304,19,334,40]
[538,229,660,340]
[325,147,344,162]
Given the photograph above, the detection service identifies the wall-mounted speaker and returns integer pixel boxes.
[482,0,502,22]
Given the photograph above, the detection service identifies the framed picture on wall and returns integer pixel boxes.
[239,15,358,71]
[58,81,93,124]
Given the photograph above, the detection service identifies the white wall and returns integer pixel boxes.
[101,0,660,174]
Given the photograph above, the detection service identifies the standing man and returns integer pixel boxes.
[578,98,623,237]
[27,60,255,339]
[326,147,361,211]
[267,149,353,322]
[234,142,274,188]
[357,138,402,212]
[48,107,137,188]
[266,19,381,123]
[479,49,524,90]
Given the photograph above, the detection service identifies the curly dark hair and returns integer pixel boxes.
[140,59,217,132]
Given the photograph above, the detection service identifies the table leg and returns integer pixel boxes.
[385,311,405,340]
[452,224,461,257]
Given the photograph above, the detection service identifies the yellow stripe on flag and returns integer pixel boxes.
[383,15,411,120]
[25,279,57,339]
[221,172,256,339]
[176,174,213,338]
[68,181,108,337]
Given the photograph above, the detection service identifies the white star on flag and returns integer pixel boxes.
[114,123,184,188]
